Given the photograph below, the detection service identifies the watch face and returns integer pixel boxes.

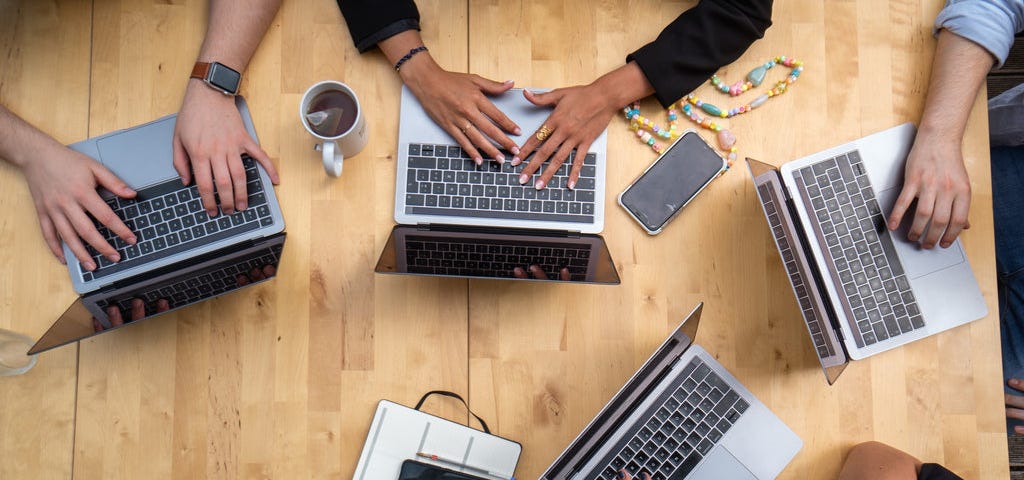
[208,62,240,94]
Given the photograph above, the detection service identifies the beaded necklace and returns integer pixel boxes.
[624,55,804,170]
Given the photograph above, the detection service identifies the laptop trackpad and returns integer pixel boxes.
[876,187,965,279]
[690,447,758,480]
[95,116,179,189]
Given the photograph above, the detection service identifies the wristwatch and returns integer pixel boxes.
[190,61,241,95]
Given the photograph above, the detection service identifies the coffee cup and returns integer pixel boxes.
[299,80,368,177]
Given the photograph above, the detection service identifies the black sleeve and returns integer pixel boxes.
[337,0,421,53]
[918,463,964,480]
[626,0,774,107]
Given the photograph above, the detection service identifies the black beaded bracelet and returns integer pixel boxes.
[394,46,428,71]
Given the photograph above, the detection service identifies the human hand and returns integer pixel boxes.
[512,264,571,281]
[94,298,170,332]
[886,135,971,249]
[235,264,277,286]
[401,58,522,165]
[617,470,651,480]
[172,82,279,217]
[513,84,619,190]
[1006,378,1024,434]
[23,145,138,270]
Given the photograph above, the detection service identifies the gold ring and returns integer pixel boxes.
[461,123,472,133]
[535,125,553,142]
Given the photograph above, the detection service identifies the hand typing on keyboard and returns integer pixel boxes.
[379,31,522,165]
[617,469,651,480]
[512,264,571,281]
[512,62,654,191]
[173,76,280,217]
[93,298,170,332]
[0,105,139,271]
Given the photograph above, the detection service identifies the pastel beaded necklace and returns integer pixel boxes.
[624,55,804,169]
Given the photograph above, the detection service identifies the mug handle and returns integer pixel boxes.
[321,141,343,177]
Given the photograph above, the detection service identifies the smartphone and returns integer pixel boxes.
[398,459,488,480]
[618,130,726,234]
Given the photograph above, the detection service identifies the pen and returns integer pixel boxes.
[415,452,516,480]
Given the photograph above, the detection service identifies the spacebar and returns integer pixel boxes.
[408,207,593,224]
[91,222,260,279]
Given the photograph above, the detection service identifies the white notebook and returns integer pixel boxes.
[353,399,522,480]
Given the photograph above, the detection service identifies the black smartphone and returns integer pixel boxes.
[618,130,726,234]
[397,459,489,480]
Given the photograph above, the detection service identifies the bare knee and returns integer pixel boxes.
[839,442,922,480]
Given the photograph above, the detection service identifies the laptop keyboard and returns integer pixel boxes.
[96,242,283,317]
[405,143,598,224]
[757,183,836,359]
[404,235,590,280]
[81,156,274,282]
[593,357,749,480]
[793,150,924,348]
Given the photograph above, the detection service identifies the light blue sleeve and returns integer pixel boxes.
[935,0,1024,68]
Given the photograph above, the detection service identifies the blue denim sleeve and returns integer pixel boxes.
[934,0,1024,68]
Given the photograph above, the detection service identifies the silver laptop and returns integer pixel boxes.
[379,87,618,283]
[542,303,801,480]
[27,97,286,353]
[395,86,607,234]
[746,123,987,383]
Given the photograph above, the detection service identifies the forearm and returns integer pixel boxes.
[197,0,282,73]
[918,29,995,142]
[0,105,66,169]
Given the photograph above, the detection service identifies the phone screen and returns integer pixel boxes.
[619,131,725,233]
[398,460,488,480]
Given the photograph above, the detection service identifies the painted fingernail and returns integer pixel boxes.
[511,146,520,154]
[519,173,530,184]
[108,253,120,262]
[128,235,137,245]
[504,79,514,84]
[239,202,247,211]
[496,154,505,163]
[513,128,522,136]
[567,179,576,190]
[512,156,521,166]
[475,157,483,166]
[535,179,546,190]
[84,261,96,271]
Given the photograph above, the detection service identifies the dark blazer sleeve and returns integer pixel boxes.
[337,0,421,53]
[627,0,774,107]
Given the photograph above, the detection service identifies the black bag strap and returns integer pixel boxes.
[414,390,491,434]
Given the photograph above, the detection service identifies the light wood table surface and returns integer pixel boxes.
[0,0,1009,478]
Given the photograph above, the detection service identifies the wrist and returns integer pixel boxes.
[184,78,237,106]
[397,53,442,91]
[594,62,655,110]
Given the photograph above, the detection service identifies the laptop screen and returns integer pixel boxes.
[747,159,848,384]
[29,233,286,355]
[374,225,620,284]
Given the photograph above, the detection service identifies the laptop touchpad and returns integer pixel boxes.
[876,187,965,279]
[95,116,179,189]
[690,447,758,480]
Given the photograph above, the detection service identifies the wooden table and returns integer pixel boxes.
[0,0,1008,478]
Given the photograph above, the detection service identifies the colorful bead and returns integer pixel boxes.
[747,65,768,87]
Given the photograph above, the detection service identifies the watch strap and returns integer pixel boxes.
[190,62,212,81]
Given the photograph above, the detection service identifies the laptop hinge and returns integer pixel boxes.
[416,223,584,238]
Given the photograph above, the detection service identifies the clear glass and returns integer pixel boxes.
[0,328,38,376]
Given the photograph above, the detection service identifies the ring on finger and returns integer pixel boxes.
[461,122,473,134]
[535,125,553,142]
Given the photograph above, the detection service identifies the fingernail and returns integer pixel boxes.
[128,236,137,245]
[616,472,626,480]
[535,179,545,190]
[512,156,521,166]
[208,210,217,217]
[239,202,247,210]
[519,173,529,184]
[513,128,522,136]
[496,154,505,163]
[1012,379,1021,386]
[504,79,514,84]
[475,158,483,166]
[85,261,96,271]
[511,146,520,154]
[568,179,576,190]
[108,253,120,262]
[940,242,950,248]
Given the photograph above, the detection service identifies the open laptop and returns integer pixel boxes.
[27,97,286,354]
[375,87,618,284]
[541,303,801,480]
[746,123,987,383]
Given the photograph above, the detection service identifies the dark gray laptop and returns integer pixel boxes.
[541,303,801,480]
[746,123,987,383]
[28,97,286,354]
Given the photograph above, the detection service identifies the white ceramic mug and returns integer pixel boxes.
[299,80,368,177]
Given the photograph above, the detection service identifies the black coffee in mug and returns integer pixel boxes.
[305,89,359,137]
